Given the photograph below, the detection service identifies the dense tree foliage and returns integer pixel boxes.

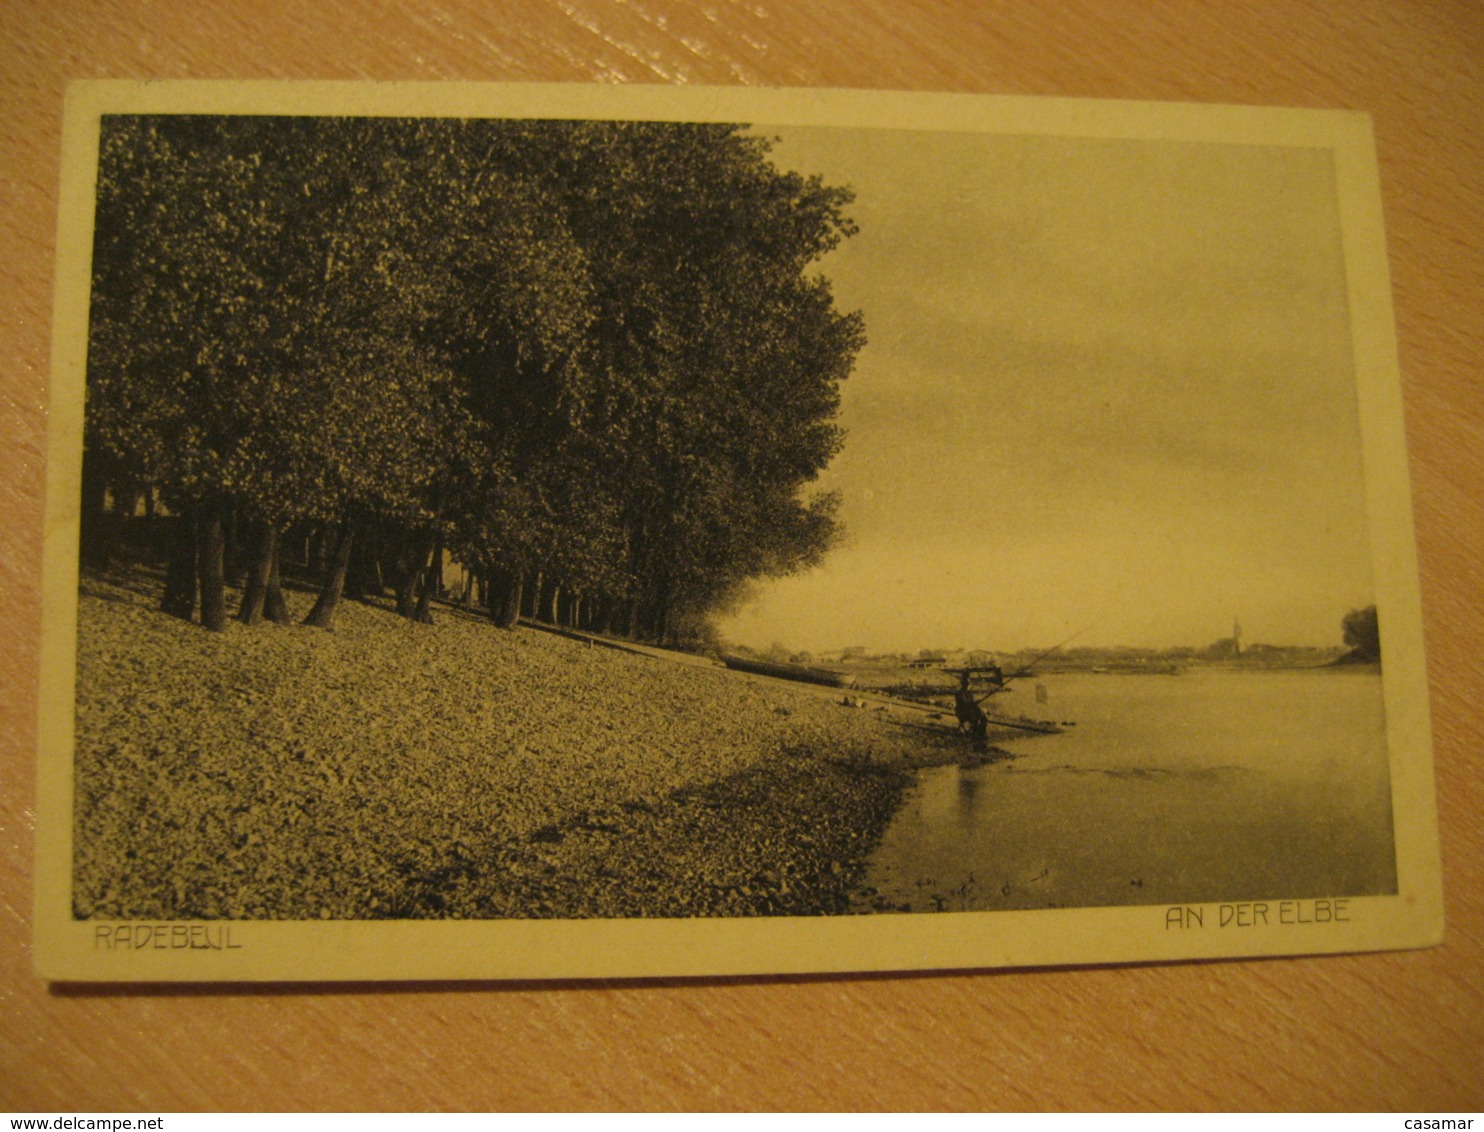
[1342,605,1381,663]
[83,115,862,644]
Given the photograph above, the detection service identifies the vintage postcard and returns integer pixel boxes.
[34,82,1441,981]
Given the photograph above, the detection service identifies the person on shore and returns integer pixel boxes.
[954,671,991,740]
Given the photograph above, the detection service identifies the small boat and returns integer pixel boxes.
[719,654,858,689]
[884,709,1063,738]
[982,711,1063,735]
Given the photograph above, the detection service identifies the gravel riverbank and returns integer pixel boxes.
[73,567,976,920]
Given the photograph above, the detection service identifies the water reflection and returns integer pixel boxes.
[862,670,1395,913]
[956,771,980,814]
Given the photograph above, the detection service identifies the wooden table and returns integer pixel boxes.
[3,0,1480,1111]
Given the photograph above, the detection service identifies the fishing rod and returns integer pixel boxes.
[1002,624,1095,681]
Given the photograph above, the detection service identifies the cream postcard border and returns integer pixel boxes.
[34,81,1442,981]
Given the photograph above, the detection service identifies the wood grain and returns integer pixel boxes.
[2,0,1480,1111]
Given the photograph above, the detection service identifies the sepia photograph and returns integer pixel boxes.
[34,83,1440,980]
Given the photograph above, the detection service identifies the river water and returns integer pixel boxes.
[861,669,1397,912]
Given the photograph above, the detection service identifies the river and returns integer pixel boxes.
[860,668,1397,913]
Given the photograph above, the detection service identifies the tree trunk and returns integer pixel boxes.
[492,566,523,629]
[160,511,198,621]
[303,523,356,629]
[197,502,228,633]
[396,531,434,620]
[237,522,278,625]
[346,528,385,602]
[525,570,543,620]
[547,582,561,625]
[485,569,507,621]
[224,504,246,588]
[428,539,445,602]
[264,533,291,623]
[394,558,417,617]
[648,586,673,645]
[412,530,443,625]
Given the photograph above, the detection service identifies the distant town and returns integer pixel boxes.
[729,617,1372,675]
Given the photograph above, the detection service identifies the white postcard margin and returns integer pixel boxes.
[33,82,1443,981]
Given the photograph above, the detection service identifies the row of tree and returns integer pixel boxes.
[83,115,863,642]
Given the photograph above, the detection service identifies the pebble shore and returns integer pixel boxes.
[73,568,966,920]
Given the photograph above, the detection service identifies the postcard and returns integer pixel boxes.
[33,81,1442,980]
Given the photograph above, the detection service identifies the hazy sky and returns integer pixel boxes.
[716,126,1376,654]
